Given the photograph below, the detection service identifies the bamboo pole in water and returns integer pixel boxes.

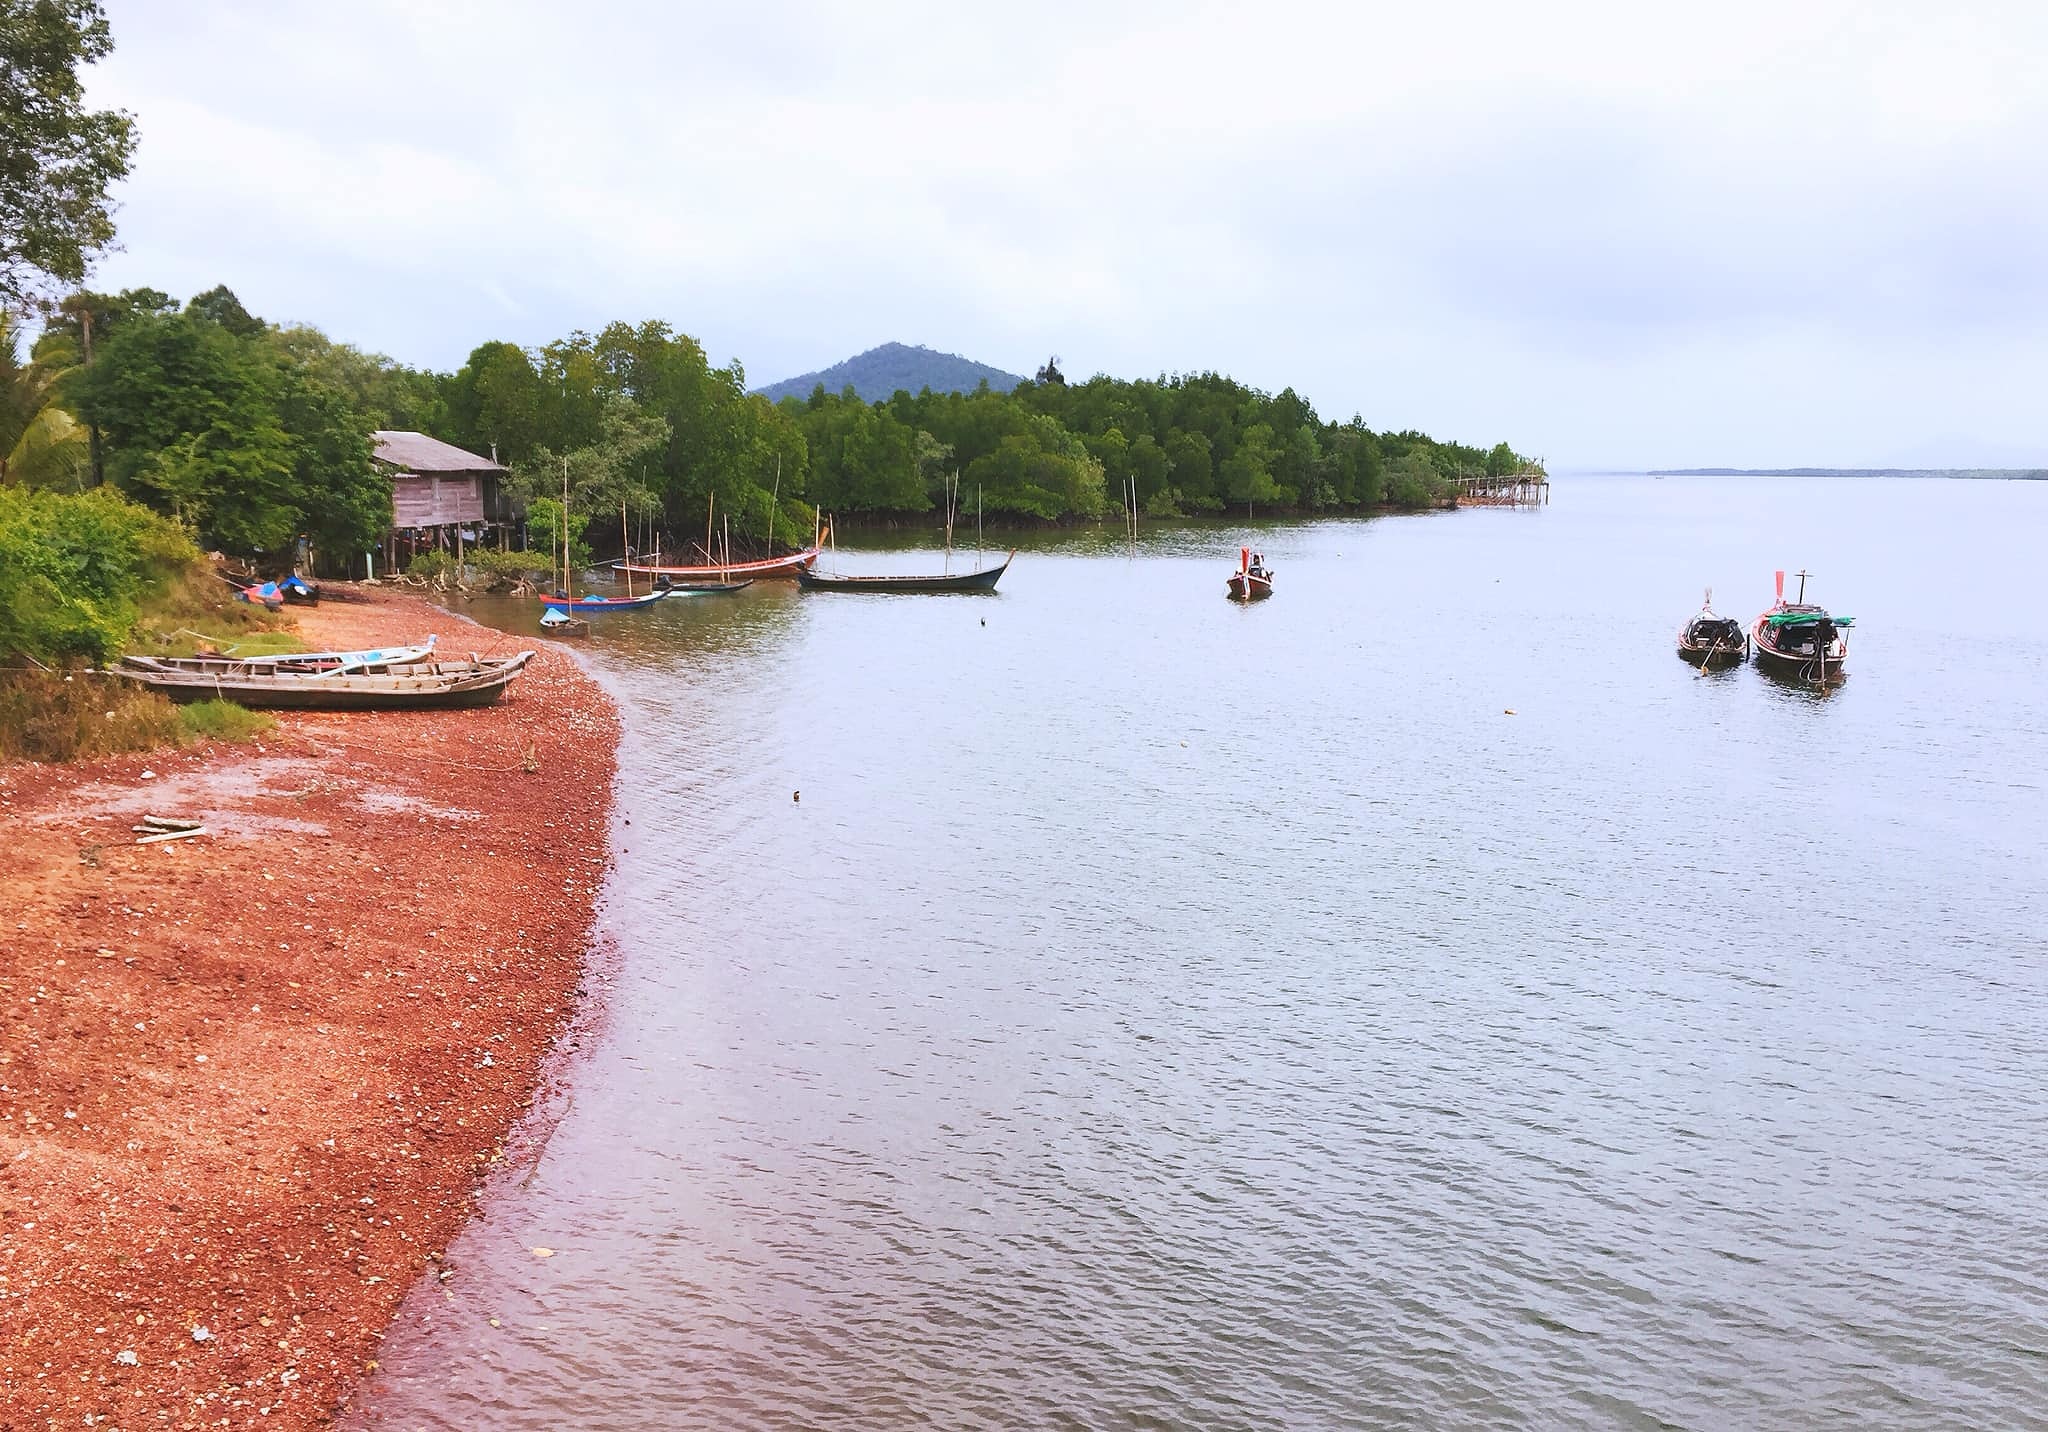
[944,469,956,573]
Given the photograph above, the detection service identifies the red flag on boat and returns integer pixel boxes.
[1774,569,1785,604]
[1241,546,1250,572]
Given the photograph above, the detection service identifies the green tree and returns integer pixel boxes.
[68,302,386,556]
[270,325,447,432]
[0,0,138,311]
[1128,432,1168,507]
[1219,422,1283,507]
[72,308,300,547]
[185,284,265,337]
[277,368,385,558]
[512,394,670,531]
[0,309,86,487]
[1386,450,1448,508]
[963,414,1105,520]
[444,340,545,465]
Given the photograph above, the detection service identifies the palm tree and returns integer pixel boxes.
[0,311,89,489]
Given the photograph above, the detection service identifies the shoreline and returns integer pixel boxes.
[0,589,618,1427]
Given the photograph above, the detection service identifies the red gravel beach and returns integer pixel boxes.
[0,589,616,1428]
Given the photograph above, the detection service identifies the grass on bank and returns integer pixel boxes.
[176,698,275,744]
[0,673,276,764]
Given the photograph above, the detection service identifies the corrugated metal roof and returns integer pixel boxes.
[372,430,507,473]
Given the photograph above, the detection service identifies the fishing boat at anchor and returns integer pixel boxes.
[650,576,753,596]
[796,551,1013,593]
[1752,569,1853,684]
[612,546,821,581]
[1677,591,1747,666]
[1227,547,1273,601]
[536,588,671,613]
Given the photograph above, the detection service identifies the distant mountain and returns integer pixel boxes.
[753,342,1029,404]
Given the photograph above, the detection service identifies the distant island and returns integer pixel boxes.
[753,342,1029,404]
[1650,467,2046,480]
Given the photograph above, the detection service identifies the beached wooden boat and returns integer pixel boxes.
[537,588,671,613]
[1227,547,1274,601]
[1752,570,1852,684]
[1677,592,1747,666]
[796,551,1013,594]
[613,546,822,580]
[119,653,534,710]
[144,635,444,676]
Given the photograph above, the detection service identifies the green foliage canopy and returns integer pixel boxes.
[67,287,390,556]
[0,0,137,311]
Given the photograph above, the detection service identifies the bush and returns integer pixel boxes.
[467,548,555,582]
[0,487,203,664]
[178,698,273,743]
[409,546,556,589]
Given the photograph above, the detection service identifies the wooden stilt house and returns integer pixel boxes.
[371,431,515,577]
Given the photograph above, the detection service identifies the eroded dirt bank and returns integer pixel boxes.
[0,590,617,1428]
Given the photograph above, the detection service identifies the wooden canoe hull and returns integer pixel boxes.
[119,640,439,676]
[1677,641,1747,666]
[796,552,1012,593]
[118,654,534,710]
[1227,573,1273,600]
[652,579,753,595]
[613,547,822,580]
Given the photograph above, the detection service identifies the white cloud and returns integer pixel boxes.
[79,0,2048,465]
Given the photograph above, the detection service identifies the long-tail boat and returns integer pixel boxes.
[1752,569,1852,684]
[537,588,670,613]
[651,577,753,596]
[1676,590,1747,667]
[612,546,820,581]
[119,653,534,710]
[1227,547,1273,601]
[796,551,1013,593]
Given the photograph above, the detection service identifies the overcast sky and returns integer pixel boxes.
[81,0,2047,468]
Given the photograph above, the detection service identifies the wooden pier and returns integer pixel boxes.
[1456,466,1550,506]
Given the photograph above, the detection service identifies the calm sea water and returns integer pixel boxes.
[352,476,2048,1430]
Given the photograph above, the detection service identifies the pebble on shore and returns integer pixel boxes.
[0,588,620,1427]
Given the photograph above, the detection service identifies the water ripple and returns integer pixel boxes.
[356,479,2048,1430]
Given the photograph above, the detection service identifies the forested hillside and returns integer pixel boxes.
[753,342,1028,404]
[8,284,1535,569]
